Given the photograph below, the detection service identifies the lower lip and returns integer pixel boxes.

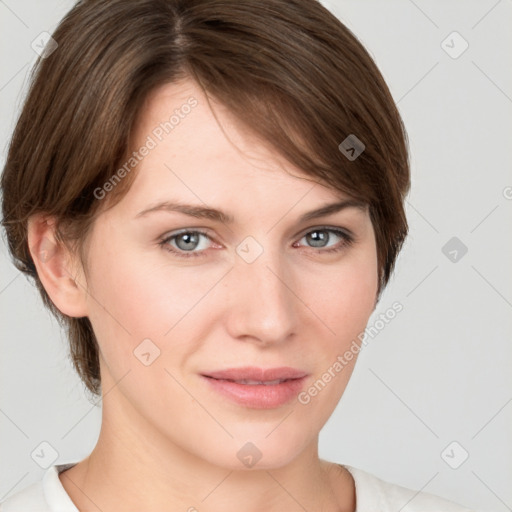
[201,375,307,409]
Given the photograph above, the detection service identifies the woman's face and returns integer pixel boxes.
[80,78,378,469]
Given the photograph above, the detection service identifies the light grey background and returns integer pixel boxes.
[1,1,511,511]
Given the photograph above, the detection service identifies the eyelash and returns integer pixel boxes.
[158,226,354,259]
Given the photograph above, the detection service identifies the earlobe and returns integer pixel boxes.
[27,214,89,318]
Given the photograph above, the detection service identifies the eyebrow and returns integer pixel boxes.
[134,198,367,224]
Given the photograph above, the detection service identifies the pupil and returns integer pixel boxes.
[308,230,327,248]
[177,232,198,250]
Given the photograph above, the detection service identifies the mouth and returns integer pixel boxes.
[200,367,308,409]
[204,377,296,385]
[201,366,308,382]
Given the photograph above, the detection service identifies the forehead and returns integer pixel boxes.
[114,78,353,219]
[134,78,289,173]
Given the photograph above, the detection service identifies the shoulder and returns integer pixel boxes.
[0,478,49,512]
[0,463,79,512]
[343,465,477,512]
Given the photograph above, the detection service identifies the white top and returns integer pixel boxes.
[0,461,476,512]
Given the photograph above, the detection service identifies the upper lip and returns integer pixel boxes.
[202,366,308,382]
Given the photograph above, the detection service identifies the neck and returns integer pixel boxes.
[59,384,355,512]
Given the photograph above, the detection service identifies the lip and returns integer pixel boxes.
[202,366,308,382]
[200,366,308,409]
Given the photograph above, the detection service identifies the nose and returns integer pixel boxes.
[223,242,299,346]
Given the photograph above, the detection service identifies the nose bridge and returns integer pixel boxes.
[225,236,298,343]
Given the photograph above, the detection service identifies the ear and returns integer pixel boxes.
[27,214,89,318]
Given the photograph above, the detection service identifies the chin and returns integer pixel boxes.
[194,427,311,471]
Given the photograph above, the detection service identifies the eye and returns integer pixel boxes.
[294,227,354,254]
[158,226,354,259]
[159,229,214,259]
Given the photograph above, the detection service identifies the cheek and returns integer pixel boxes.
[296,257,378,424]
[84,239,225,364]
[336,265,378,330]
[306,250,378,343]
[82,237,168,366]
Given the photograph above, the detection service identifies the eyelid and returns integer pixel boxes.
[297,224,355,240]
[159,227,216,247]
[159,224,355,258]
[160,224,354,243]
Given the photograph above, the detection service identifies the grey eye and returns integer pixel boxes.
[305,230,331,248]
[174,232,202,251]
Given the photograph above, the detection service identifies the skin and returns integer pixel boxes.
[28,78,379,512]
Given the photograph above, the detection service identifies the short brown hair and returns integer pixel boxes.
[1,0,410,398]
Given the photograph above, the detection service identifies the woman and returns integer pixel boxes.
[0,0,476,510]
